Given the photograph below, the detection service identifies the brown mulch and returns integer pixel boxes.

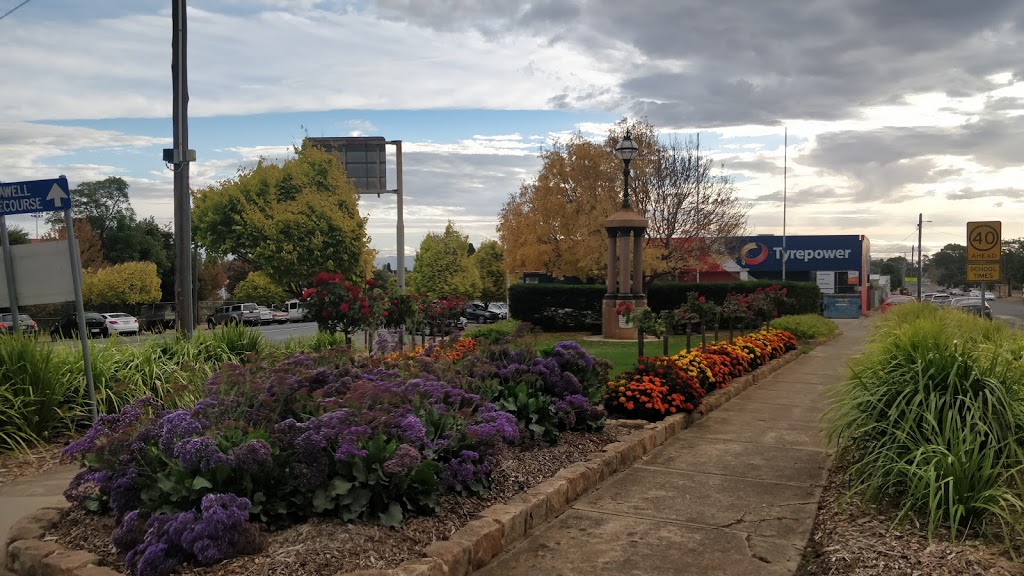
[0,443,66,488]
[795,465,1024,576]
[50,426,631,575]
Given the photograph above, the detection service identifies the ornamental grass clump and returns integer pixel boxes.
[826,306,1024,548]
[769,313,839,341]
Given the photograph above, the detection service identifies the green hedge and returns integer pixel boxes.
[509,280,823,332]
[509,284,606,332]
[647,281,822,315]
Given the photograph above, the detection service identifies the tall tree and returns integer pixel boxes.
[193,143,371,295]
[498,117,748,283]
[410,222,482,300]
[43,219,105,270]
[928,244,967,288]
[197,255,228,301]
[81,261,162,306]
[1001,238,1024,293]
[498,133,621,279]
[45,177,134,246]
[472,240,507,304]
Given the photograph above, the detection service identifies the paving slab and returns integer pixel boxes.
[0,465,75,566]
[712,399,825,425]
[728,386,827,408]
[681,412,827,451]
[477,509,802,576]
[641,437,829,485]
[575,466,820,544]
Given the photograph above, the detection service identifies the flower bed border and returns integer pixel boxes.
[4,349,803,576]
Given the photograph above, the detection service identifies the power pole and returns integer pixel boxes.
[917,213,923,301]
[171,0,195,336]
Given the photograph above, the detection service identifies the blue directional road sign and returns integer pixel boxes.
[0,177,71,216]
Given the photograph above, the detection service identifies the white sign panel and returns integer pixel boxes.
[816,271,836,294]
[0,240,76,306]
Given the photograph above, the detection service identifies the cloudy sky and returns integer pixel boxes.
[3,0,1024,266]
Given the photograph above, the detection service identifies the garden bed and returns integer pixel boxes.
[48,428,629,575]
[795,465,1023,576]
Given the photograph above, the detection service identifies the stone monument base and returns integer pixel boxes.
[602,296,647,340]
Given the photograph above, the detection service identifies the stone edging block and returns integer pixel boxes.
[4,349,803,576]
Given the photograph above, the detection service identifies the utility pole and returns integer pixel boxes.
[782,126,787,281]
[170,0,195,336]
[917,213,923,301]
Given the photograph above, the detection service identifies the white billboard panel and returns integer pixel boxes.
[0,240,76,306]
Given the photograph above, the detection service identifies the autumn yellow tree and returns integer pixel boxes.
[498,133,621,279]
[499,118,748,284]
[82,262,162,305]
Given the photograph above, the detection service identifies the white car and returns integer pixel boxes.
[257,306,274,325]
[984,291,995,301]
[487,302,509,319]
[100,313,139,336]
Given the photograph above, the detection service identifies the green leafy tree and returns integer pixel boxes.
[82,262,162,305]
[409,222,482,300]
[472,240,506,305]
[1002,238,1024,293]
[233,271,288,307]
[192,143,371,295]
[928,244,967,288]
[6,225,30,245]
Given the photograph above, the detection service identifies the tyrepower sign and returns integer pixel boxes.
[966,221,1001,282]
[734,235,863,272]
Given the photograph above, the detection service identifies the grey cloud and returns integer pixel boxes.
[752,185,855,206]
[946,187,1024,200]
[374,0,1024,129]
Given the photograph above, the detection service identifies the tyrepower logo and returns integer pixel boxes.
[739,242,769,265]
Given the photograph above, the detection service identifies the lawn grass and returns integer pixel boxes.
[526,330,751,377]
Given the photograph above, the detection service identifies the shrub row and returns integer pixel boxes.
[769,313,839,340]
[604,328,798,421]
[825,303,1024,548]
[508,281,823,332]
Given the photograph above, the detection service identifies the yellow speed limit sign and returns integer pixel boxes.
[967,221,1001,261]
[967,262,1000,282]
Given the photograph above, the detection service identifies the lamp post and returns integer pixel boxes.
[615,129,638,208]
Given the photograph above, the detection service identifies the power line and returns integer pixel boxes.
[0,0,34,22]
[872,230,919,254]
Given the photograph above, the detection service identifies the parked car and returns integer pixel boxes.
[50,312,108,340]
[950,297,992,319]
[206,303,261,329]
[930,293,952,306]
[100,312,139,336]
[279,299,306,322]
[880,295,916,313]
[268,307,290,324]
[139,303,176,333]
[0,313,40,338]
[984,291,996,301]
[257,306,274,325]
[487,302,509,320]
[465,302,501,324]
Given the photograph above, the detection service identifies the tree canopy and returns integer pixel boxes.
[409,222,481,300]
[927,244,966,288]
[233,271,288,307]
[472,240,506,304]
[192,143,371,295]
[82,261,162,306]
[498,117,748,283]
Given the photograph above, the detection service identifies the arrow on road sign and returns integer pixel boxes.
[46,184,68,208]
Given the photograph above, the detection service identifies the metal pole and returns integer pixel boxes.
[917,213,923,301]
[172,0,194,336]
[395,140,405,292]
[62,178,98,421]
[782,127,787,281]
[0,215,20,333]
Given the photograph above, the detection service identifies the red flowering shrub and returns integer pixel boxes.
[301,273,385,341]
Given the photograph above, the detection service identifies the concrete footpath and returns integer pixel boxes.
[0,464,77,573]
[478,318,872,576]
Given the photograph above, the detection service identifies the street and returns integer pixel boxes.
[989,296,1024,329]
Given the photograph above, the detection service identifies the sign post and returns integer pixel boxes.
[0,215,20,332]
[0,176,97,421]
[966,221,1001,306]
